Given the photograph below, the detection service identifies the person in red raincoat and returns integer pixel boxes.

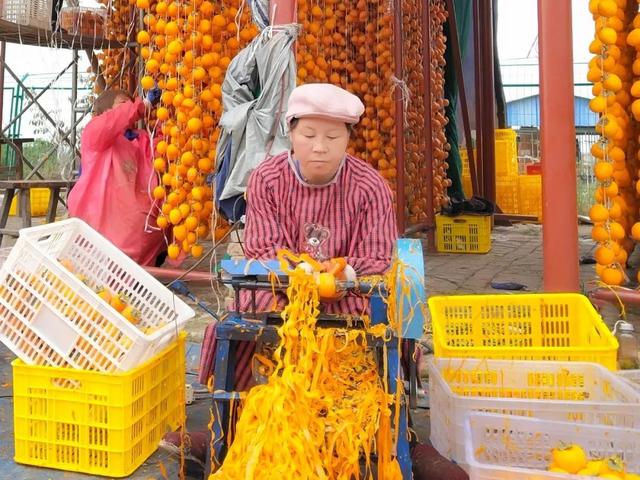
[68,88,167,266]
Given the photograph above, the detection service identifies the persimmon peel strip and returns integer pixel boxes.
[210,250,402,479]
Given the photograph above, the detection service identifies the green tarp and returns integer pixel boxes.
[443,0,472,200]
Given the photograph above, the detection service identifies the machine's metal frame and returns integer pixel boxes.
[207,239,426,479]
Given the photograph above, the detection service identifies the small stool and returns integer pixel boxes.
[0,179,76,246]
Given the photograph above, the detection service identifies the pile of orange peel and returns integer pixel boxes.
[209,249,405,479]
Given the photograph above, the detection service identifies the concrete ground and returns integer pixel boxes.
[0,216,634,479]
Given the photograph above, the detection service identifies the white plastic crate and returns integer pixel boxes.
[0,247,11,268]
[465,413,640,479]
[0,218,194,372]
[2,0,56,29]
[619,369,640,392]
[429,357,640,465]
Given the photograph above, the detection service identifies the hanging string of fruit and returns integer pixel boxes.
[402,0,427,226]
[92,0,139,94]
[588,0,637,286]
[295,0,397,192]
[135,0,258,259]
[429,0,451,212]
[295,0,450,225]
[103,0,137,42]
[402,0,450,225]
[627,3,640,283]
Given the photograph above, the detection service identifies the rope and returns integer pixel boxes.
[143,119,162,235]
[234,0,247,42]
[390,75,410,126]
[594,280,627,320]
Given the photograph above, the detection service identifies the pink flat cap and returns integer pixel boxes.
[286,83,365,125]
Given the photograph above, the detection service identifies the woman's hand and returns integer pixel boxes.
[321,257,356,282]
[296,257,356,302]
[320,257,346,275]
[318,258,356,302]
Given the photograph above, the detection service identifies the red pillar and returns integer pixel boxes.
[478,0,495,204]
[422,0,435,251]
[393,0,406,234]
[0,42,5,129]
[538,0,579,292]
[270,0,296,24]
[472,2,484,196]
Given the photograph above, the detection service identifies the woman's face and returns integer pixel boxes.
[290,117,350,185]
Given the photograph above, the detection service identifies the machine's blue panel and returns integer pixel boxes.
[395,239,426,340]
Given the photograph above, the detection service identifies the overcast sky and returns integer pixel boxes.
[498,0,592,63]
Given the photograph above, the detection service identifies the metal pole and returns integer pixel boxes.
[71,49,78,154]
[538,0,579,291]
[479,0,496,204]
[421,0,435,251]
[393,0,406,234]
[590,287,640,307]
[472,1,483,196]
[445,0,478,196]
[0,43,5,176]
[0,62,80,156]
[0,42,5,130]
[1,60,74,135]
[143,266,215,283]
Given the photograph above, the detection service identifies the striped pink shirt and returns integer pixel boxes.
[241,151,398,315]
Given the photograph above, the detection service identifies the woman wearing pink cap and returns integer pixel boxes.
[242,82,398,313]
[161,84,399,471]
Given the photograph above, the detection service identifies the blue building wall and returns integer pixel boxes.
[506,95,597,128]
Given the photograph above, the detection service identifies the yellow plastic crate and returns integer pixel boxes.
[518,174,542,220]
[494,128,518,178]
[8,188,51,217]
[461,173,472,198]
[429,293,619,370]
[435,214,492,254]
[459,148,473,198]
[496,177,518,213]
[12,333,185,477]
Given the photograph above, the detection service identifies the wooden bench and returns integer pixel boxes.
[0,179,76,246]
[0,137,34,179]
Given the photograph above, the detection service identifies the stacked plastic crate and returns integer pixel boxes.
[0,219,195,476]
[458,130,518,208]
[459,148,473,198]
[517,172,543,220]
[460,130,542,220]
[426,292,640,478]
[494,129,520,214]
